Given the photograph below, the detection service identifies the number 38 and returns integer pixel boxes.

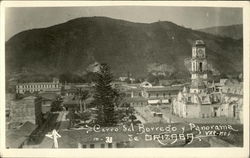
[105,137,113,143]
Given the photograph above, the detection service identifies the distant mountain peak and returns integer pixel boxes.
[197,24,243,40]
[5,17,243,82]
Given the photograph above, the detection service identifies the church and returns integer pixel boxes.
[172,40,243,122]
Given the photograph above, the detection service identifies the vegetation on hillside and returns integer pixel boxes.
[5,17,243,83]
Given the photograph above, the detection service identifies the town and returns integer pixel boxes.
[6,40,243,148]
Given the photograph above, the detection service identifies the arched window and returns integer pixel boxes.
[199,62,203,72]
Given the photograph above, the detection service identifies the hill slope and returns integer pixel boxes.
[5,17,243,81]
[197,24,243,40]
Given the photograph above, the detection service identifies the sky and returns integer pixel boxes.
[5,6,243,41]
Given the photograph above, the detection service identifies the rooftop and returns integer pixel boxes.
[125,97,148,102]
[145,86,182,92]
[39,92,58,100]
[6,121,37,148]
[193,40,205,47]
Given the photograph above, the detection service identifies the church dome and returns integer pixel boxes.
[193,40,205,47]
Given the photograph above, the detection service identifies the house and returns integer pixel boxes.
[220,93,243,123]
[62,83,92,96]
[124,82,183,106]
[142,86,182,98]
[125,97,148,107]
[221,80,243,95]
[39,92,59,114]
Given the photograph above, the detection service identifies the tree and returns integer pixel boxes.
[79,111,91,123]
[93,63,119,126]
[126,106,136,123]
[51,100,63,112]
[66,109,76,129]
[76,89,89,112]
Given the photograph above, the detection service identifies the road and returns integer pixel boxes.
[37,111,69,148]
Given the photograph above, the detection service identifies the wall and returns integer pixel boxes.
[186,104,200,118]
[10,97,42,126]
[11,99,36,124]
[200,105,212,118]
[16,82,61,94]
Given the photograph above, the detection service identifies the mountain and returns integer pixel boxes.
[197,24,243,40]
[5,17,243,82]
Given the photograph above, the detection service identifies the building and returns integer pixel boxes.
[189,40,208,93]
[172,40,243,123]
[15,78,61,94]
[221,79,243,95]
[125,97,148,107]
[6,93,15,119]
[62,83,92,96]
[39,92,59,114]
[9,96,43,127]
[141,86,181,105]
[124,82,183,106]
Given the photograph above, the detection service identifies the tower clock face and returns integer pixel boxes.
[197,48,204,56]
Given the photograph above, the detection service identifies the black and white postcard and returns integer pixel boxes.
[0,1,249,158]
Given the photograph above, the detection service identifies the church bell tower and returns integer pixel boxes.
[190,40,208,93]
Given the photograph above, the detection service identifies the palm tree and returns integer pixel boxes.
[76,88,89,112]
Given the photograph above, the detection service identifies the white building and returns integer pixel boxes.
[16,78,61,94]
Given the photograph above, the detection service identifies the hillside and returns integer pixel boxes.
[197,24,243,40]
[5,17,243,82]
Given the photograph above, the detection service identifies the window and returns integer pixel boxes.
[148,94,151,98]
[199,62,202,72]
[90,144,95,148]
[108,143,112,148]
[156,93,159,97]
[101,144,105,148]
[82,144,87,148]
